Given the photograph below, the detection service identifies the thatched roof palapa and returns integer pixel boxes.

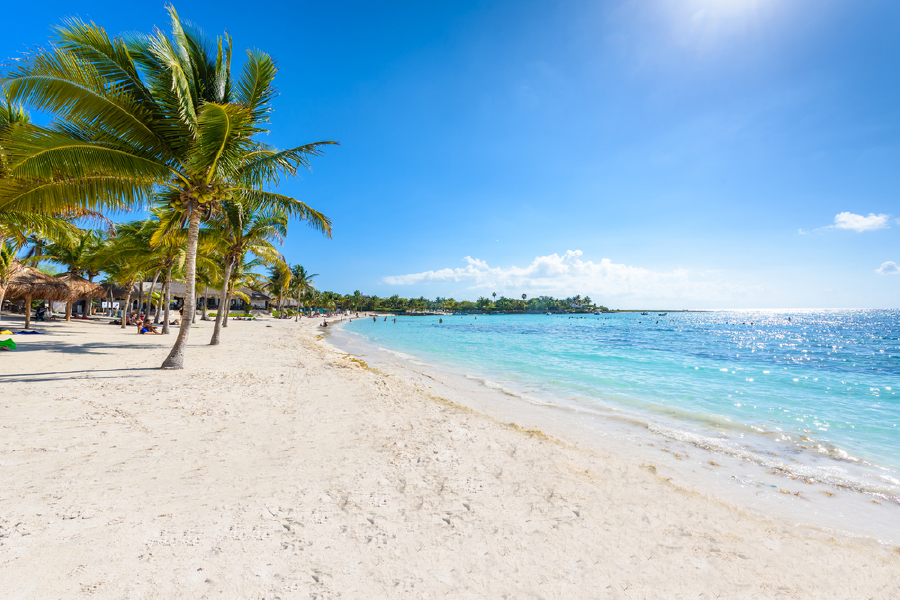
[1,264,71,302]
[56,272,106,299]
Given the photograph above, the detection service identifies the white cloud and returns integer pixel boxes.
[831,212,891,232]
[383,251,756,302]
[876,261,900,275]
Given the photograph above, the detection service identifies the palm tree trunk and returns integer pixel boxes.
[162,209,201,369]
[65,300,72,321]
[223,282,234,327]
[121,287,132,329]
[201,295,207,320]
[148,270,161,324]
[144,269,162,323]
[24,295,32,329]
[161,264,173,335]
[295,295,300,321]
[209,258,233,345]
[138,281,145,316]
[0,288,6,323]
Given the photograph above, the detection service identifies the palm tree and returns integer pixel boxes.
[39,230,105,320]
[304,288,320,316]
[208,203,287,344]
[289,264,317,321]
[267,261,291,316]
[220,253,265,319]
[1,7,334,368]
[0,241,26,322]
[195,260,221,322]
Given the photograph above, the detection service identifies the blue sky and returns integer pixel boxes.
[6,0,899,308]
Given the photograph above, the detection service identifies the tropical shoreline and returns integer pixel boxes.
[7,313,897,597]
[330,314,900,547]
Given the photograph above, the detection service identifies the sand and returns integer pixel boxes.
[1,314,898,599]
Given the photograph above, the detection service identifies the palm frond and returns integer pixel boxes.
[0,175,152,214]
[191,102,256,181]
[3,124,175,181]
[3,48,173,159]
[235,50,278,125]
[235,189,332,237]
[237,141,338,187]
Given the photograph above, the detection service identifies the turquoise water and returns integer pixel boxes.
[343,310,900,497]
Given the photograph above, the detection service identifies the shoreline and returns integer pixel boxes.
[331,314,900,546]
[1,315,898,597]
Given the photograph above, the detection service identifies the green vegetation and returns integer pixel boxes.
[0,7,334,367]
[295,293,608,314]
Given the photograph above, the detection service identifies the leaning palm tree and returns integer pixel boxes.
[208,202,287,344]
[0,6,334,368]
[219,253,266,318]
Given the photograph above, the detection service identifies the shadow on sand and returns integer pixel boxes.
[0,361,160,384]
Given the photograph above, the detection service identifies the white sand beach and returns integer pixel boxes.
[1,316,898,599]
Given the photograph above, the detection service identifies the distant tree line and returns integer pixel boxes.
[309,292,609,314]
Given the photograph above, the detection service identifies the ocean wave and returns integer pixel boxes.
[376,346,435,368]
[647,423,900,501]
[464,374,552,406]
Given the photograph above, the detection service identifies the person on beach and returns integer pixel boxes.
[373,316,376,322]
[138,320,161,335]
[321,320,328,328]
[439,318,443,323]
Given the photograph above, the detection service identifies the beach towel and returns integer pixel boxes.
[0,330,12,335]
[0,338,15,350]
[16,330,42,334]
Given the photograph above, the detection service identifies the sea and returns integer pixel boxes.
[331,309,900,544]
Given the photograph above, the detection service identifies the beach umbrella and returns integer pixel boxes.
[1,264,70,329]
[55,272,105,299]
[56,273,106,320]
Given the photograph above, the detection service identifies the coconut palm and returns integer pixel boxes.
[266,261,291,316]
[207,202,287,344]
[222,253,266,315]
[194,260,221,322]
[0,7,334,368]
[288,264,317,320]
[0,240,27,321]
[1,92,84,267]
[37,229,105,319]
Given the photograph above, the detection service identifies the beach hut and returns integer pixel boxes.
[56,273,107,320]
[0,265,70,329]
